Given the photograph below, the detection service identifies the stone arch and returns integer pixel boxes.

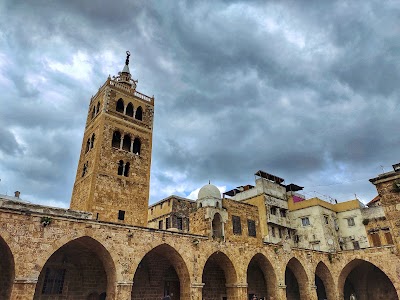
[315,261,335,300]
[0,235,15,300]
[122,134,131,151]
[135,106,143,120]
[212,212,223,238]
[34,236,116,300]
[112,131,121,149]
[246,253,277,299]
[338,259,399,300]
[116,98,124,113]
[131,243,190,300]
[126,102,134,117]
[132,138,141,155]
[285,257,309,300]
[202,251,237,299]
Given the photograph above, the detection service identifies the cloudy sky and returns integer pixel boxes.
[0,0,399,208]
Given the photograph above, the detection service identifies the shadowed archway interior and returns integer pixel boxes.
[0,236,14,300]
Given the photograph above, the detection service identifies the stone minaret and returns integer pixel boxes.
[70,51,154,226]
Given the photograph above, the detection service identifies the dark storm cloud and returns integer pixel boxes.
[0,0,399,206]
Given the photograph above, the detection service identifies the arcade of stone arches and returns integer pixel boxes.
[0,235,398,300]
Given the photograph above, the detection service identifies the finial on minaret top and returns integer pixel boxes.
[122,50,131,74]
[125,51,131,66]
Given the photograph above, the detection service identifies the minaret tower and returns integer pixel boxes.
[70,51,154,226]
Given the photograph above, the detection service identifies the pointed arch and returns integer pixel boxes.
[285,257,309,300]
[0,235,15,300]
[34,236,116,300]
[338,259,398,300]
[96,102,100,115]
[132,138,141,155]
[124,162,130,177]
[86,138,90,153]
[122,134,131,151]
[90,133,95,149]
[116,98,124,113]
[135,106,143,120]
[212,212,223,238]
[315,261,335,300]
[126,102,134,117]
[112,131,121,149]
[202,251,237,299]
[91,107,96,119]
[117,160,124,176]
[247,253,277,300]
[131,243,190,300]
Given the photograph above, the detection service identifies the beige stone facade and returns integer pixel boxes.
[1,55,400,300]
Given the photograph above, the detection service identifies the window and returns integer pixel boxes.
[122,134,131,151]
[135,106,143,120]
[82,162,88,177]
[347,217,355,227]
[271,226,275,237]
[158,220,163,229]
[232,215,242,235]
[370,232,381,247]
[118,210,125,221]
[177,217,183,230]
[112,131,121,148]
[126,102,134,117]
[86,139,90,153]
[91,107,96,119]
[166,217,170,229]
[90,133,95,149]
[287,229,291,238]
[118,160,124,175]
[270,207,276,215]
[133,138,141,155]
[301,217,310,226]
[324,215,329,225]
[280,209,287,218]
[384,230,394,245]
[352,241,360,250]
[278,228,282,238]
[247,219,256,237]
[42,268,66,294]
[96,102,100,114]
[124,162,130,177]
[116,98,124,113]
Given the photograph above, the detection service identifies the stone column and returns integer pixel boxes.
[277,282,287,300]
[190,282,204,300]
[10,278,37,300]
[226,283,248,300]
[115,282,133,300]
[308,284,318,300]
[120,136,124,149]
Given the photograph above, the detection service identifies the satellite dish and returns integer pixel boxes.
[327,238,334,245]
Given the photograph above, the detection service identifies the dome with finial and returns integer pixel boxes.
[198,183,221,200]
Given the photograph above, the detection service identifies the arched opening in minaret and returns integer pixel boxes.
[247,253,277,299]
[0,235,14,300]
[135,106,143,120]
[202,251,237,299]
[86,138,91,153]
[338,259,398,300]
[112,131,121,149]
[124,162,130,177]
[91,133,95,149]
[34,236,115,300]
[116,98,124,113]
[122,134,131,151]
[285,257,308,300]
[126,102,134,117]
[212,213,222,238]
[131,244,190,300]
[133,138,141,155]
[91,107,96,119]
[96,102,100,115]
[118,160,124,175]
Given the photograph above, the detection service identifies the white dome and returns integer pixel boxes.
[198,184,221,200]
